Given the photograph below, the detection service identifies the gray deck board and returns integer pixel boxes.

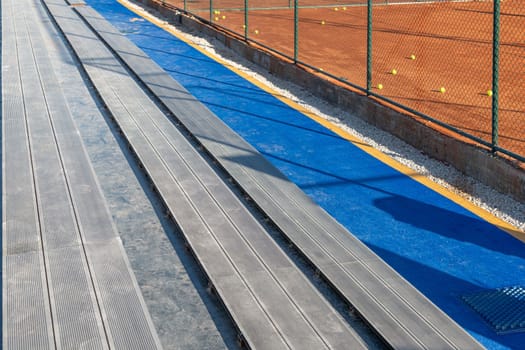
[8,0,108,347]
[2,0,55,348]
[4,253,54,349]
[44,1,370,348]
[3,0,162,348]
[17,2,107,349]
[2,0,43,257]
[76,6,485,349]
[30,0,162,347]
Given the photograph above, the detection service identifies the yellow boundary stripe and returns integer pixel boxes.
[117,0,524,241]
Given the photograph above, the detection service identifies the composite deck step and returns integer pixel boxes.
[2,0,162,348]
[75,5,486,350]
[2,2,53,346]
[43,0,370,349]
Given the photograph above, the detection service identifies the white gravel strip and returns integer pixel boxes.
[124,0,525,233]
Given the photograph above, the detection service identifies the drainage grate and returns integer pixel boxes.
[462,286,525,334]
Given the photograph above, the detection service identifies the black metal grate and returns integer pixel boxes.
[463,286,525,334]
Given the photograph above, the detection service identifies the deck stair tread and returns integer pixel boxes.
[2,0,161,348]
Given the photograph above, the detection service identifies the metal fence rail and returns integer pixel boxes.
[162,0,524,163]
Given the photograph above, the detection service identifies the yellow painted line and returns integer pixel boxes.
[118,0,524,241]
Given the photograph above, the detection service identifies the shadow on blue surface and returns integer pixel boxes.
[374,195,525,259]
[261,150,421,187]
[261,150,523,256]
[141,65,369,145]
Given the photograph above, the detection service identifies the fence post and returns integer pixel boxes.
[491,0,500,152]
[294,0,298,63]
[210,0,213,22]
[183,0,186,12]
[366,0,372,94]
[244,0,248,39]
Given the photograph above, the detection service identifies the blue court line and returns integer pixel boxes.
[87,1,525,348]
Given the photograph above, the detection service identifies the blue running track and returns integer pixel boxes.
[87,1,525,348]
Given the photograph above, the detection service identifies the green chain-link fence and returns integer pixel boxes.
[162,0,524,162]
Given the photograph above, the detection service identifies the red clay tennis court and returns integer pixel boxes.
[167,0,524,160]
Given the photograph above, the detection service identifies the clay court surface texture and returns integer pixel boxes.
[86,0,525,348]
[172,0,525,158]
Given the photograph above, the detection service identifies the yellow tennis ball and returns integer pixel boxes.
[440,87,446,93]
[321,20,325,25]
[222,15,226,19]
[377,83,383,90]
[334,7,339,11]
[214,16,219,21]
[242,24,246,29]
[254,29,259,34]
[410,54,416,60]
[343,6,347,10]
[487,89,493,97]
[391,69,397,75]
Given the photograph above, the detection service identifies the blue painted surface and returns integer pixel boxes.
[87,1,525,348]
